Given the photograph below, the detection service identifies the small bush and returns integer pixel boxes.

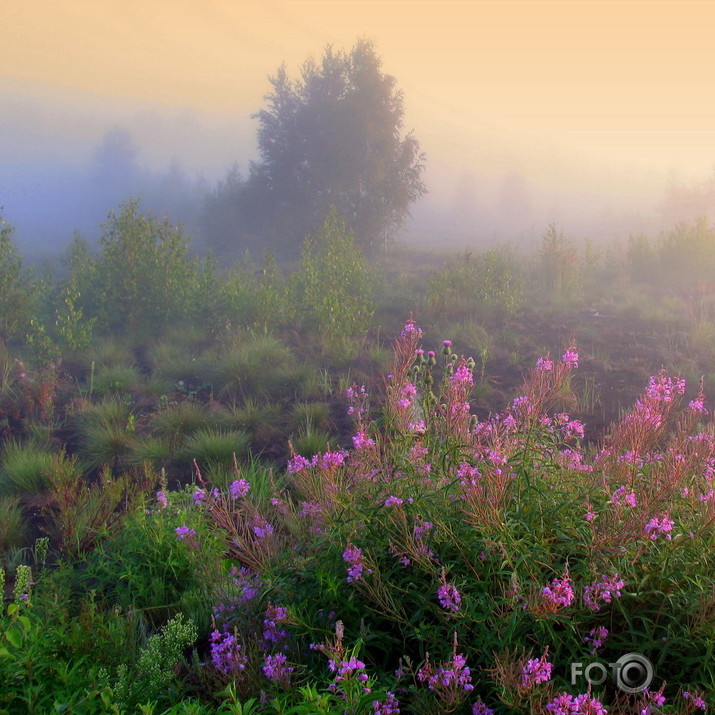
[0,441,54,496]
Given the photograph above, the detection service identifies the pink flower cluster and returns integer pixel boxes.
[683,691,708,710]
[457,462,482,488]
[229,566,261,602]
[353,430,375,449]
[611,485,637,508]
[329,656,370,692]
[645,371,686,403]
[209,629,248,675]
[397,382,417,409]
[583,626,609,654]
[437,582,462,612]
[520,652,553,688]
[536,356,554,371]
[262,652,294,686]
[372,692,400,714]
[583,573,625,611]
[417,652,474,692]
[229,478,250,499]
[343,544,372,583]
[542,569,575,609]
[401,319,422,338]
[546,692,608,714]
[562,348,579,368]
[644,513,675,540]
[450,362,474,386]
[263,604,289,644]
[175,525,196,540]
[287,450,349,473]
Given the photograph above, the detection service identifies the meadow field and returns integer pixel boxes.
[2,207,715,713]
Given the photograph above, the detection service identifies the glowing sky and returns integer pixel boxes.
[2,0,715,241]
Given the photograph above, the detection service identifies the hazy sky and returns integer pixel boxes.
[3,0,715,245]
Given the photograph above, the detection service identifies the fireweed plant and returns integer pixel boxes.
[4,321,715,713]
[142,320,715,713]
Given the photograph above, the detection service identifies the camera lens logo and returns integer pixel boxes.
[570,653,654,694]
[614,653,653,694]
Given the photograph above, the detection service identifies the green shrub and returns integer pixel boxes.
[0,441,54,496]
[180,428,251,470]
[426,246,524,321]
[0,497,28,551]
[216,333,296,400]
[296,209,375,358]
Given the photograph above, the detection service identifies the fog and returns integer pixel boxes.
[2,75,714,260]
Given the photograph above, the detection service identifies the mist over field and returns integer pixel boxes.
[2,75,714,258]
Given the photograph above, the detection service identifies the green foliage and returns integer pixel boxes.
[89,200,210,335]
[180,428,251,471]
[215,332,298,400]
[113,613,198,710]
[0,497,28,552]
[538,222,583,303]
[217,252,296,331]
[0,441,54,496]
[0,215,36,344]
[426,247,524,321]
[91,362,143,396]
[205,40,425,256]
[297,210,375,357]
[55,275,96,352]
[43,453,140,558]
[0,567,123,714]
[83,500,221,628]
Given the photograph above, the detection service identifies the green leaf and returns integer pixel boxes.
[4,626,23,648]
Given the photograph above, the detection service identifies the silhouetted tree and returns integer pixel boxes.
[204,40,426,257]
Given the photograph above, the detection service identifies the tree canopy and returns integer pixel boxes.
[202,40,426,257]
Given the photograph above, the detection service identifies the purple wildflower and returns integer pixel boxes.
[263,604,289,644]
[546,692,608,714]
[562,348,579,368]
[645,372,686,403]
[193,489,206,505]
[401,320,422,337]
[563,420,585,439]
[384,495,404,507]
[263,652,293,685]
[472,702,495,715]
[583,573,625,611]
[373,691,400,714]
[437,580,462,612]
[417,652,474,692]
[645,513,674,540]
[520,651,553,688]
[353,430,375,449]
[156,490,168,510]
[175,526,196,540]
[229,566,261,602]
[229,479,250,499]
[450,363,474,386]
[584,626,609,654]
[251,516,274,539]
[612,485,637,508]
[287,454,312,473]
[536,356,554,371]
[343,544,372,583]
[542,568,575,609]
[683,692,708,710]
[690,396,708,414]
[209,629,248,675]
